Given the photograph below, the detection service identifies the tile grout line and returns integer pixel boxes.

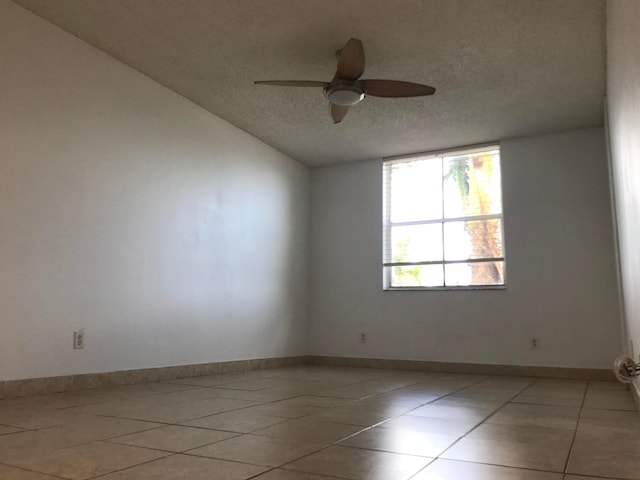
[1,368,449,479]
[0,461,70,479]
[5,369,627,480]
[240,374,499,480]
[562,379,589,477]
[405,376,542,479]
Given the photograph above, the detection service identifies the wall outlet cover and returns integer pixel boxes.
[73,330,85,349]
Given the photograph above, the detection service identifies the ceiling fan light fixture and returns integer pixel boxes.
[324,84,365,106]
[255,38,435,123]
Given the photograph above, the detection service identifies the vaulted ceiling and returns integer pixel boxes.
[13,0,605,167]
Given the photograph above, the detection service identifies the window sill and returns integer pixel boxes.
[383,285,506,292]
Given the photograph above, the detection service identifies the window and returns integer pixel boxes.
[383,145,505,289]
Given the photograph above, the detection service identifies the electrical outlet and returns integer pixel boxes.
[73,330,85,350]
[530,337,539,350]
[360,332,367,344]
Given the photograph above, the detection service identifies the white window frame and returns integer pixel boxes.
[383,144,506,291]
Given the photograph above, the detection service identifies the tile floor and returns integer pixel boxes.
[0,366,638,479]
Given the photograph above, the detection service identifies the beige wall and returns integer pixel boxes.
[309,128,621,368]
[0,1,309,381]
[607,0,640,394]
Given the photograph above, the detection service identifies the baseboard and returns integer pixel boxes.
[307,355,615,381]
[0,354,618,400]
[0,355,307,399]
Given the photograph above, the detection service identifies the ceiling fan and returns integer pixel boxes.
[255,38,436,124]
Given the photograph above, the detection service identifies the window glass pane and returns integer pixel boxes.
[389,159,442,223]
[443,219,504,261]
[388,265,444,287]
[391,224,443,263]
[443,151,501,219]
[444,261,505,286]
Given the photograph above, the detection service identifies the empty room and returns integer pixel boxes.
[1,0,639,479]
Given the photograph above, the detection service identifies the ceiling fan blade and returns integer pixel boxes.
[336,38,365,80]
[360,79,435,97]
[254,80,328,87]
[330,103,349,124]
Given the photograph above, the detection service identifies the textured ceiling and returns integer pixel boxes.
[13,0,605,167]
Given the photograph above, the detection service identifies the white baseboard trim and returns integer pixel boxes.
[307,355,615,381]
[0,355,307,399]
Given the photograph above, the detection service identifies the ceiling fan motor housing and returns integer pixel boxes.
[324,81,366,106]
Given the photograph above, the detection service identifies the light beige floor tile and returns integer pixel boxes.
[97,453,268,479]
[3,366,640,480]
[0,464,62,480]
[3,392,103,410]
[487,403,580,430]
[268,395,351,408]
[519,384,586,401]
[567,430,640,479]
[587,381,630,391]
[38,415,163,443]
[382,381,449,392]
[372,387,451,408]
[475,377,537,389]
[313,387,381,399]
[0,416,160,461]
[578,408,640,435]
[0,407,81,429]
[142,387,231,404]
[582,389,636,411]
[408,397,501,422]
[410,379,477,391]
[222,379,326,393]
[108,425,238,451]
[184,387,273,400]
[187,434,324,467]
[392,372,447,380]
[381,415,479,436]
[347,397,422,414]
[450,386,523,402]
[533,379,587,389]
[4,441,168,479]
[435,374,490,383]
[239,403,327,419]
[411,458,563,479]
[306,407,397,427]
[167,376,256,387]
[219,379,295,391]
[0,425,24,435]
[510,393,583,408]
[283,445,431,480]
[68,396,258,423]
[79,382,197,400]
[442,423,574,472]
[227,389,313,403]
[564,476,620,480]
[339,426,458,457]
[253,418,362,443]
[166,371,286,388]
[253,469,343,479]
[183,410,288,433]
[0,429,91,461]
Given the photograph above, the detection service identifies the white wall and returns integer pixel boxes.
[0,1,309,381]
[310,128,621,368]
[607,0,640,391]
